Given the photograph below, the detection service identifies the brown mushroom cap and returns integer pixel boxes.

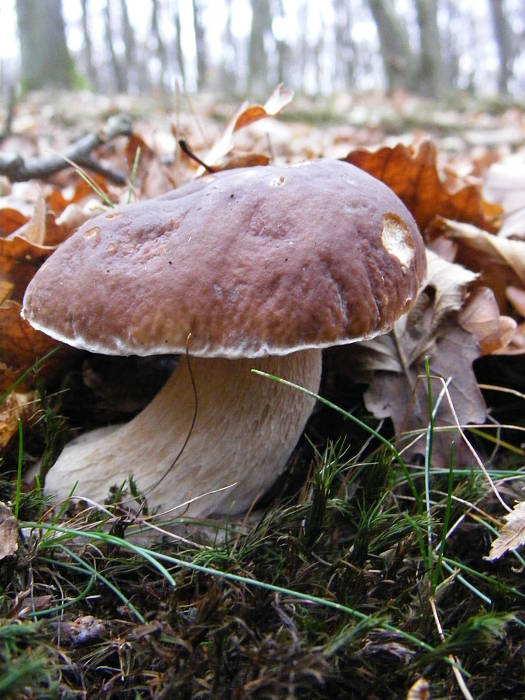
[22,159,426,358]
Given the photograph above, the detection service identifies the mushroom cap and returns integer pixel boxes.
[22,159,426,358]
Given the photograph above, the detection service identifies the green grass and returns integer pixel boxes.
[1,357,524,698]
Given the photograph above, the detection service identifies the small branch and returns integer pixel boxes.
[178,139,217,173]
[0,113,133,184]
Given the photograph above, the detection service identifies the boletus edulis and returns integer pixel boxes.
[22,159,426,517]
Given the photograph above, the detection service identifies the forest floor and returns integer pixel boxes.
[1,88,525,699]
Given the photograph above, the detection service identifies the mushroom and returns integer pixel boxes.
[22,160,426,517]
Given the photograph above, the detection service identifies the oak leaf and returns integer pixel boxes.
[347,251,486,466]
[202,84,294,171]
[0,300,62,393]
[344,141,501,234]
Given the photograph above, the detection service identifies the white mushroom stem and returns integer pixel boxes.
[44,350,322,517]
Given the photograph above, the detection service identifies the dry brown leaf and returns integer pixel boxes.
[0,391,36,448]
[406,677,430,700]
[484,155,525,239]
[0,300,63,393]
[14,193,46,245]
[0,233,55,303]
[344,141,501,234]
[347,251,486,466]
[202,84,294,170]
[444,218,525,286]
[486,501,525,561]
[0,502,18,560]
[458,286,517,354]
[0,207,28,235]
[126,132,175,197]
[0,280,13,304]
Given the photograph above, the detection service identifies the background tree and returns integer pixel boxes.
[248,0,273,95]
[489,0,514,95]
[80,0,98,91]
[104,0,127,93]
[414,0,444,98]
[367,0,416,93]
[192,0,208,91]
[333,0,356,90]
[16,0,73,91]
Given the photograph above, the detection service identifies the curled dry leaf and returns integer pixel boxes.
[486,501,525,561]
[0,391,37,448]
[344,141,501,234]
[484,154,525,239]
[347,251,486,466]
[406,677,430,700]
[0,502,18,560]
[126,132,175,198]
[202,83,294,171]
[0,300,63,393]
[1,195,58,302]
[458,286,517,355]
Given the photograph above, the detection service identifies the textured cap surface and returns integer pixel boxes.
[22,159,426,358]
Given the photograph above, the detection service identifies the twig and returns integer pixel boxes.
[0,113,133,184]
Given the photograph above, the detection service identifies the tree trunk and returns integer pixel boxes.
[414,0,444,98]
[367,0,415,93]
[219,0,238,93]
[333,0,355,90]
[192,0,208,90]
[248,0,273,95]
[151,0,168,92]
[174,0,186,90]
[104,0,127,93]
[80,0,98,91]
[489,0,514,95]
[16,0,73,91]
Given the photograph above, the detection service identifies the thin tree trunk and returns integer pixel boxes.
[80,0,98,90]
[192,0,208,90]
[16,0,73,91]
[104,0,127,93]
[333,0,355,89]
[414,0,444,98]
[368,0,416,93]
[151,0,168,92]
[174,0,186,90]
[248,0,273,95]
[489,0,514,95]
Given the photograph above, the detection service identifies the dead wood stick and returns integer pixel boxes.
[0,113,133,184]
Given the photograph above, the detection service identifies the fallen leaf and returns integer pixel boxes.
[0,300,63,393]
[0,502,18,559]
[458,286,517,354]
[347,251,486,466]
[0,207,28,235]
[344,141,501,234]
[0,391,37,448]
[126,132,175,197]
[484,154,525,239]
[202,84,294,171]
[0,196,58,302]
[443,219,525,285]
[406,677,430,700]
[486,501,525,561]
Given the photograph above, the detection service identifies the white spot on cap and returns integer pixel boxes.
[381,213,415,270]
[269,176,286,187]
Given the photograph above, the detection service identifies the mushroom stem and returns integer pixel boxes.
[44,350,322,516]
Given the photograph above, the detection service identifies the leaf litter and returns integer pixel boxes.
[0,89,525,698]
